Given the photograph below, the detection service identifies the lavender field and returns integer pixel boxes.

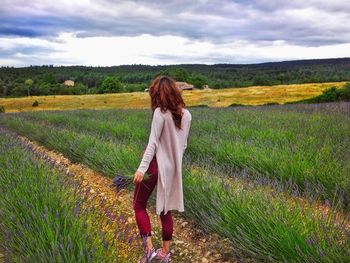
[0,102,349,262]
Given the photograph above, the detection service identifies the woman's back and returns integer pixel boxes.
[155,107,192,155]
[139,106,192,215]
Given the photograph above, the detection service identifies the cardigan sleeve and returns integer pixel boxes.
[183,112,192,151]
[137,108,165,175]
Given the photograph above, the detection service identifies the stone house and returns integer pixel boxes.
[64,80,75,87]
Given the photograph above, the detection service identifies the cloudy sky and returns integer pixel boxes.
[1,0,350,66]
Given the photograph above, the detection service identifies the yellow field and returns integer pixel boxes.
[0,82,347,112]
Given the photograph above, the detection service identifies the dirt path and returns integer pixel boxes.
[8,130,242,262]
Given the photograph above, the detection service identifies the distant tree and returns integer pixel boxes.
[75,83,88,94]
[2,58,350,97]
[253,76,271,86]
[124,83,148,92]
[0,80,6,97]
[157,67,191,82]
[99,76,123,93]
[24,78,33,96]
[276,73,286,82]
[10,84,27,97]
[41,73,56,84]
[190,74,208,88]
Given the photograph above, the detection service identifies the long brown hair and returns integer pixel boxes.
[149,75,186,129]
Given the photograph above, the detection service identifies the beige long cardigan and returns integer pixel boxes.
[137,107,192,215]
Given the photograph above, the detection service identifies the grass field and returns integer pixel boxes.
[0,82,347,113]
[0,102,349,262]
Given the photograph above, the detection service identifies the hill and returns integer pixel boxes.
[1,57,350,97]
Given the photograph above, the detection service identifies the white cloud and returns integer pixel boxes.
[1,32,350,66]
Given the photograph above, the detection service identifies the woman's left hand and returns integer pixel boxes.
[133,171,144,184]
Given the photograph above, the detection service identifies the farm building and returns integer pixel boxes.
[176,81,194,90]
[64,80,75,87]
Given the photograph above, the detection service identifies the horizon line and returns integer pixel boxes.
[1,57,350,69]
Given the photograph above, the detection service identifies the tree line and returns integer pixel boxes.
[1,58,350,97]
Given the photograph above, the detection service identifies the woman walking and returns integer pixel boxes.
[133,76,192,263]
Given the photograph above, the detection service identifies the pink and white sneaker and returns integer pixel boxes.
[154,248,171,262]
[137,247,157,263]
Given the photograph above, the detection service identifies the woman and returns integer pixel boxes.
[133,75,192,263]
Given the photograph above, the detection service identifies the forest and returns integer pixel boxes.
[1,58,350,97]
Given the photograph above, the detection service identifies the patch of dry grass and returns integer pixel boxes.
[0,82,347,112]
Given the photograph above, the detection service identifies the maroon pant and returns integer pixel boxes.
[133,154,173,241]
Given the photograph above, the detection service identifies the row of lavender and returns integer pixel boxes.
[0,103,349,261]
[0,127,139,262]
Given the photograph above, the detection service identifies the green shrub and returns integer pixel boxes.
[338,82,350,100]
[315,85,350,102]
[188,104,208,108]
[317,86,338,102]
[292,83,350,104]
[99,76,123,93]
[262,102,280,106]
[229,103,245,107]
[0,105,5,113]
[32,100,39,107]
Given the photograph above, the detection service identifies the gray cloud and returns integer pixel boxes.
[1,0,350,46]
[0,0,350,66]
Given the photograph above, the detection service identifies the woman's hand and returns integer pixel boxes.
[133,171,144,184]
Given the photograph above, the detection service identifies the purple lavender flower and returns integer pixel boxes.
[112,174,132,192]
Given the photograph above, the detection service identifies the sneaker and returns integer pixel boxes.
[154,248,171,262]
[137,247,157,263]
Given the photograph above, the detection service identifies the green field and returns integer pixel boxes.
[0,102,349,262]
